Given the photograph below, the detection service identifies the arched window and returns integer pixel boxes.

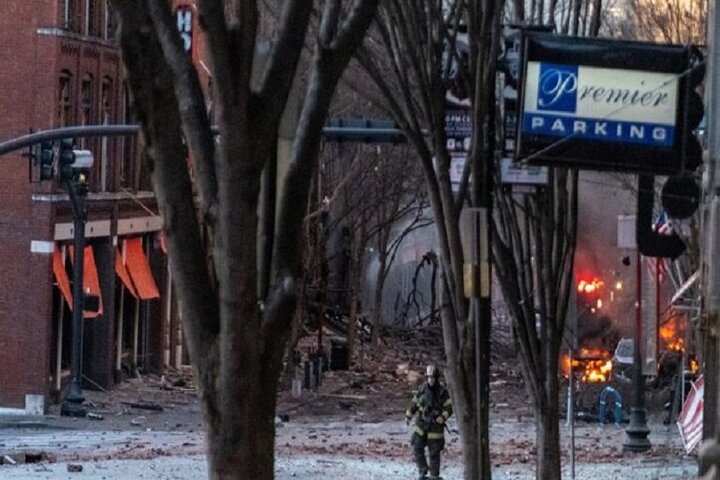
[58,71,73,127]
[100,77,113,191]
[100,77,112,124]
[80,74,94,125]
[80,74,94,149]
[119,82,135,189]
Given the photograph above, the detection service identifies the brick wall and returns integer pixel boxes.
[0,0,139,407]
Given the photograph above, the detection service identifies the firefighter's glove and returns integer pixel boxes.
[435,416,445,424]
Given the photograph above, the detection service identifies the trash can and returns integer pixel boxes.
[330,339,349,371]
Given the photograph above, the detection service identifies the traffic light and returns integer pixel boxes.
[36,141,55,181]
[58,138,93,181]
[59,138,75,181]
[323,118,405,144]
[681,47,705,172]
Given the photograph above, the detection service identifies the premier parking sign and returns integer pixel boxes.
[516,34,696,175]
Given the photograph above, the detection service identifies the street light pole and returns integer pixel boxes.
[60,174,88,418]
[623,250,651,451]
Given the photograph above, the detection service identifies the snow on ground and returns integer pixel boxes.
[2,452,698,480]
[0,416,699,480]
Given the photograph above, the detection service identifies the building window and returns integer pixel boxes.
[120,83,135,189]
[63,0,78,32]
[58,72,73,127]
[81,75,93,125]
[100,77,113,191]
[80,75,94,148]
[85,0,98,37]
[100,77,112,124]
[104,1,117,41]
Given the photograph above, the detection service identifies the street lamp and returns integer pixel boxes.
[59,141,94,418]
[623,250,651,451]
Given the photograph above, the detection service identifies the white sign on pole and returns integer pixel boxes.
[617,215,636,249]
[500,157,548,185]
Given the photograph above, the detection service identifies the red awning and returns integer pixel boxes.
[68,245,104,319]
[52,246,72,308]
[125,237,160,300]
[115,249,138,298]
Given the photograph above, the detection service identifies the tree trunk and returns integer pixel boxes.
[535,378,562,480]
[371,253,387,346]
[347,292,359,363]
[206,364,278,479]
[453,382,480,480]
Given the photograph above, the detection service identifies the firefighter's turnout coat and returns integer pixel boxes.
[405,383,453,441]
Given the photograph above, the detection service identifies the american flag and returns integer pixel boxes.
[678,375,704,453]
[649,213,671,284]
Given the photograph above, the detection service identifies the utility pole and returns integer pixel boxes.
[701,0,720,475]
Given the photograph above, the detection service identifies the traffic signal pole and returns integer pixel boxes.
[0,121,404,417]
[0,122,405,158]
[60,175,89,418]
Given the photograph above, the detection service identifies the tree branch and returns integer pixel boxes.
[148,0,218,228]
[112,0,220,404]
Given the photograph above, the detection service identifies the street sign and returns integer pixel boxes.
[499,157,548,185]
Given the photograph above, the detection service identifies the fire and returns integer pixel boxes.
[660,315,687,352]
[577,279,604,294]
[561,348,613,382]
[577,278,605,312]
[690,357,699,374]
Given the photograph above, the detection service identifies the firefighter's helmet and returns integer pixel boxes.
[426,364,440,379]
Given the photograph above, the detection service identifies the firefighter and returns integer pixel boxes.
[405,364,453,480]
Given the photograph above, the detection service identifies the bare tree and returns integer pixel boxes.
[109,0,377,478]
[308,142,429,355]
[356,1,586,479]
[492,171,578,480]
[618,0,706,44]
[366,149,431,345]
[356,0,502,478]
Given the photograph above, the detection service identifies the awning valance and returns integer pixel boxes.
[125,237,160,300]
[68,245,104,318]
[52,246,72,308]
[115,249,138,298]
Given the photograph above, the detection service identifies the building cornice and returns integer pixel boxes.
[36,28,118,50]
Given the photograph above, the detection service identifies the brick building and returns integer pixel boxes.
[0,0,183,409]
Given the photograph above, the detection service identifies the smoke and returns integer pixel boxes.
[576,310,621,351]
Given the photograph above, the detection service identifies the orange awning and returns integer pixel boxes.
[68,245,104,318]
[115,249,138,298]
[125,237,160,300]
[52,246,72,308]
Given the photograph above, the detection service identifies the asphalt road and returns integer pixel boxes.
[0,417,700,480]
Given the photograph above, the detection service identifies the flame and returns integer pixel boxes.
[577,278,604,294]
[690,357,699,374]
[660,315,687,352]
[561,348,613,382]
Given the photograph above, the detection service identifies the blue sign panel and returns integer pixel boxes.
[537,63,578,113]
